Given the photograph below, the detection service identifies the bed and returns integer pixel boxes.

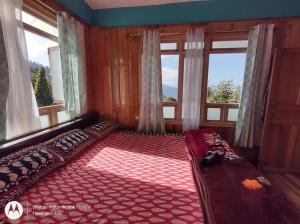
[0,132,203,224]
[185,129,300,224]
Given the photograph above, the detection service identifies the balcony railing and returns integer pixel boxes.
[38,103,67,127]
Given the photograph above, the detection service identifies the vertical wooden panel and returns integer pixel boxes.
[260,47,300,172]
[87,18,300,151]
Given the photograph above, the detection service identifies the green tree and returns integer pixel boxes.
[207,80,241,104]
[229,85,241,103]
[163,96,176,102]
[34,67,53,107]
[30,68,39,87]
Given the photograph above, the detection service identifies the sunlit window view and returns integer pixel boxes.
[161,53,179,119]
[161,55,179,102]
[207,53,246,104]
[24,12,70,128]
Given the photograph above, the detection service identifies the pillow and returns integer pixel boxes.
[0,145,63,207]
[44,129,96,162]
[84,121,118,140]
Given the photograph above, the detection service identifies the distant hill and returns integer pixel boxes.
[163,84,177,98]
[29,61,51,79]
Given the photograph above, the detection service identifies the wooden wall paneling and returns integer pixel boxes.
[110,29,121,120]
[279,19,300,48]
[260,42,300,173]
[286,126,298,169]
[177,38,184,126]
[118,28,132,127]
[127,34,142,129]
[87,18,300,151]
[261,124,290,169]
[92,28,114,121]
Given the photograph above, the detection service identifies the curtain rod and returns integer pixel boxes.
[129,29,250,37]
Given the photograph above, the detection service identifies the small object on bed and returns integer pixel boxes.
[84,120,118,140]
[0,145,63,207]
[201,145,225,167]
[257,176,272,186]
[242,179,263,190]
[44,129,96,163]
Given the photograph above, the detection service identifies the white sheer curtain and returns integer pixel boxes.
[182,28,204,132]
[57,12,87,118]
[138,30,165,133]
[0,0,41,138]
[235,24,274,148]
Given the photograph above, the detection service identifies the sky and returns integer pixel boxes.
[161,55,179,88]
[208,53,246,86]
[161,53,246,90]
[25,30,58,66]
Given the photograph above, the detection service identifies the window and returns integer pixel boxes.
[160,40,183,120]
[212,40,248,49]
[163,107,176,119]
[22,9,69,129]
[203,37,248,124]
[160,42,177,50]
[207,53,246,104]
[161,55,179,102]
[22,10,58,37]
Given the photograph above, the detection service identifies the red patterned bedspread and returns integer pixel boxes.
[1,132,203,224]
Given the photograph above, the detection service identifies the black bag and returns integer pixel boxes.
[201,144,225,167]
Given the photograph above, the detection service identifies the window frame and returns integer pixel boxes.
[22,10,58,42]
[160,35,185,123]
[201,32,249,127]
[22,3,66,127]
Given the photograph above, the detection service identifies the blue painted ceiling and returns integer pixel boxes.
[58,0,300,27]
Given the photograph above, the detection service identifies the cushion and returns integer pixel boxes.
[44,129,96,162]
[84,121,118,140]
[185,129,239,160]
[0,145,63,207]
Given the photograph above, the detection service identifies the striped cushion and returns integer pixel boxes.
[0,145,63,207]
[44,129,96,163]
[84,121,118,140]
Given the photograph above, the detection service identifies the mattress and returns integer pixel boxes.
[0,132,203,224]
[185,129,300,224]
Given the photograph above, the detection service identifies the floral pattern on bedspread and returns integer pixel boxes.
[0,133,203,224]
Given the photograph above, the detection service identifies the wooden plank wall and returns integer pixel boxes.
[85,18,300,147]
[259,18,300,173]
[88,27,143,129]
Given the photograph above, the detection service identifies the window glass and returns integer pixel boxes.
[25,26,66,128]
[25,31,58,107]
[48,47,64,103]
[58,111,71,123]
[39,115,50,128]
[161,55,179,102]
[227,108,239,121]
[160,43,177,50]
[212,40,248,49]
[163,107,175,119]
[207,53,246,104]
[207,108,221,121]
